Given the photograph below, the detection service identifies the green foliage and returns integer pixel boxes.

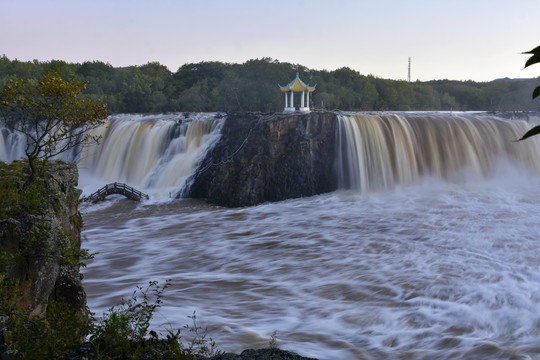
[182,311,220,358]
[0,158,92,278]
[22,221,51,255]
[0,70,107,184]
[0,276,92,360]
[0,161,49,218]
[518,122,540,141]
[524,46,540,72]
[517,46,540,141]
[91,280,169,356]
[4,300,91,360]
[58,244,95,268]
[1,56,539,115]
[0,278,220,359]
[90,281,220,360]
[268,330,278,350]
[523,46,540,100]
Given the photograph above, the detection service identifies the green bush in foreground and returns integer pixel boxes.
[0,278,92,360]
[91,280,220,359]
[518,45,540,141]
[1,279,220,359]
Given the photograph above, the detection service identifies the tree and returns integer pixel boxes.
[518,46,540,141]
[0,70,107,184]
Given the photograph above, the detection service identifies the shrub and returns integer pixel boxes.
[90,281,169,359]
[1,279,221,359]
[0,277,92,360]
[90,280,220,360]
[0,161,49,219]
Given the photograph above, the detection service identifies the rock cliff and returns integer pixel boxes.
[0,161,86,317]
[187,111,338,207]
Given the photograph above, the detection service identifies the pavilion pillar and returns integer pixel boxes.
[284,91,295,112]
[279,73,315,112]
[290,91,294,109]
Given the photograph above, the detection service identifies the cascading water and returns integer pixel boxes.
[4,111,538,200]
[5,111,540,359]
[336,112,540,192]
[77,113,224,200]
[0,113,225,200]
[0,128,26,163]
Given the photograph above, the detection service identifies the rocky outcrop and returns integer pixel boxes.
[202,348,319,360]
[187,111,338,207]
[0,161,86,317]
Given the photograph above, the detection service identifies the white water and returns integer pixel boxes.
[0,128,25,163]
[4,112,540,359]
[81,173,540,360]
[78,112,540,360]
[76,113,224,200]
[336,112,540,192]
[0,113,224,200]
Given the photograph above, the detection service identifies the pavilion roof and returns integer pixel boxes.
[278,73,316,92]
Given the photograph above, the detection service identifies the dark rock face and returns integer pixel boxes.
[0,161,86,316]
[202,348,319,360]
[188,112,338,207]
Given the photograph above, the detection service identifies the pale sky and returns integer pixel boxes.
[2,0,540,81]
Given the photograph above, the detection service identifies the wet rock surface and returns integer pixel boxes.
[200,348,319,360]
[188,111,338,207]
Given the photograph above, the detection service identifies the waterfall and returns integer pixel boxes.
[4,111,540,201]
[77,113,224,199]
[0,113,224,200]
[0,128,26,163]
[336,112,540,192]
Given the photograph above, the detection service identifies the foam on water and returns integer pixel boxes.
[81,166,540,360]
[4,111,540,358]
[77,113,223,200]
[0,113,224,201]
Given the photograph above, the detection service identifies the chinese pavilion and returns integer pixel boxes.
[278,73,316,112]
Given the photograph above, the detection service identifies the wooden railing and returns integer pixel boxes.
[83,182,149,203]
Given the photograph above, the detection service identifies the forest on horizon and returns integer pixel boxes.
[1,55,539,114]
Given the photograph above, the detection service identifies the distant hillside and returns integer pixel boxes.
[1,55,539,113]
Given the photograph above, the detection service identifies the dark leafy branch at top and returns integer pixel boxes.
[517,46,540,141]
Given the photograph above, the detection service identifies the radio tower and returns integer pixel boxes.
[408,57,411,82]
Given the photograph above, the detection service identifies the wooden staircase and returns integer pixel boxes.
[83,182,149,203]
